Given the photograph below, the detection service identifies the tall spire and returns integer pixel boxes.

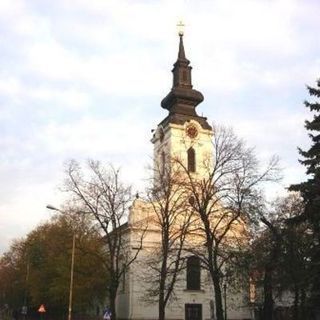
[171,34,192,89]
[178,34,187,60]
[160,31,211,130]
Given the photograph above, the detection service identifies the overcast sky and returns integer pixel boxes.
[0,0,319,254]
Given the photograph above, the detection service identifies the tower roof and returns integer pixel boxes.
[178,33,187,61]
[160,34,211,130]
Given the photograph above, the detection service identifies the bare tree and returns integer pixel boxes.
[258,214,282,320]
[143,163,193,320]
[249,193,311,320]
[63,159,145,320]
[280,194,311,320]
[175,125,279,320]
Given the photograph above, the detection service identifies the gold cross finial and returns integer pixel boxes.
[177,20,185,36]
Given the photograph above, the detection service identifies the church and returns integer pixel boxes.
[115,33,253,320]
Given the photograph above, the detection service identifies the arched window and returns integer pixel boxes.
[189,196,195,206]
[187,256,201,290]
[187,147,196,172]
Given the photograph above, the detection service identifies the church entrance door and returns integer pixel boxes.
[185,304,202,320]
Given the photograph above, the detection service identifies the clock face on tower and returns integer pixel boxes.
[186,124,198,139]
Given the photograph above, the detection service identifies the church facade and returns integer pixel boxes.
[115,35,253,320]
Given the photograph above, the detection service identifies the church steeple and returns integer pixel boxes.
[160,33,211,130]
[152,29,214,185]
[178,34,187,60]
[172,34,192,89]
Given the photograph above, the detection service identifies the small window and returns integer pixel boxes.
[161,151,166,174]
[121,265,126,292]
[189,196,195,206]
[183,70,187,81]
[187,256,201,290]
[187,147,196,172]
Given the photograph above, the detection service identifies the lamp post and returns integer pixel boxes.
[21,256,29,320]
[46,205,75,320]
[68,233,75,320]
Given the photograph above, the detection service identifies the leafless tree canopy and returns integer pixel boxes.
[175,124,280,320]
[63,159,144,320]
[64,160,131,231]
[143,163,193,320]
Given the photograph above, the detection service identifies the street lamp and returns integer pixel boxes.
[46,205,75,320]
[21,254,29,320]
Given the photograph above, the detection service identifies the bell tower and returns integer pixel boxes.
[151,30,213,182]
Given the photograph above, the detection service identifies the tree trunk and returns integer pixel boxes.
[310,244,320,314]
[292,285,299,320]
[109,285,117,320]
[158,239,168,320]
[159,298,166,320]
[212,272,224,320]
[300,288,306,320]
[262,263,273,320]
[260,220,280,320]
[159,272,166,320]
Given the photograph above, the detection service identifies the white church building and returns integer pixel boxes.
[115,34,253,320]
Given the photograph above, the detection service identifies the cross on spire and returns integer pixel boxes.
[177,20,185,36]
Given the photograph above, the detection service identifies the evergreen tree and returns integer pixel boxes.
[290,78,320,313]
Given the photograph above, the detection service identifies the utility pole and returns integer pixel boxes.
[22,257,30,320]
[224,282,227,320]
[68,233,76,320]
[46,205,76,320]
